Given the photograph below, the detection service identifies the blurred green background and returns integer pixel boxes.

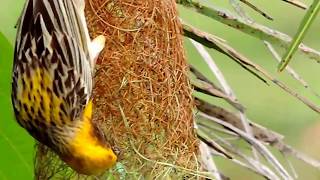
[0,0,319,179]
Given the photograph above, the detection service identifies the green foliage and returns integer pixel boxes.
[0,1,34,179]
[0,32,34,180]
[1,0,320,179]
[279,0,320,71]
[179,1,320,178]
[0,0,24,42]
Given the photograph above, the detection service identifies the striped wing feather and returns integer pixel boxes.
[11,0,93,150]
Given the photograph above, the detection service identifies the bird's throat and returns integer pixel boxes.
[61,100,117,175]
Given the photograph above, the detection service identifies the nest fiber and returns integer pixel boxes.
[35,0,198,178]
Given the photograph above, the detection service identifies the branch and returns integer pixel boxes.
[183,22,320,113]
[177,0,320,62]
[196,98,320,170]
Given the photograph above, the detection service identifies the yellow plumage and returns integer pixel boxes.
[62,101,117,175]
[11,0,117,175]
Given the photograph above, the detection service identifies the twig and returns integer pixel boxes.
[199,142,223,180]
[184,23,320,113]
[273,142,320,169]
[190,39,260,162]
[190,72,245,111]
[196,98,320,170]
[264,41,320,98]
[198,112,293,180]
[177,0,320,62]
[238,0,273,20]
[280,0,307,9]
[201,128,281,180]
[195,98,284,143]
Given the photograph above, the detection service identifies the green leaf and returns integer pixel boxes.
[177,0,320,62]
[0,0,24,43]
[278,0,320,71]
[0,32,34,180]
[280,0,307,9]
[182,23,320,113]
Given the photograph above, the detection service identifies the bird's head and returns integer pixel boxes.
[60,100,117,175]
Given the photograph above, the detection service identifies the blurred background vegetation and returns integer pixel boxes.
[0,0,319,179]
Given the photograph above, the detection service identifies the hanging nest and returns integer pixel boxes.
[35,0,199,179]
[87,0,199,178]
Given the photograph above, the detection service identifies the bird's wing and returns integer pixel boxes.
[12,0,94,148]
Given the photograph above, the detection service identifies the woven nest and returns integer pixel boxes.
[35,0,199,179]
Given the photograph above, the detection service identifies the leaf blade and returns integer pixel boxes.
[0,32,34,179]
[278,0,320,71]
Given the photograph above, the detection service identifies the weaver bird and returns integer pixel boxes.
[11,0,117,175]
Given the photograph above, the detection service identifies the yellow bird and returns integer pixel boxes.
[11,0,117,175]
